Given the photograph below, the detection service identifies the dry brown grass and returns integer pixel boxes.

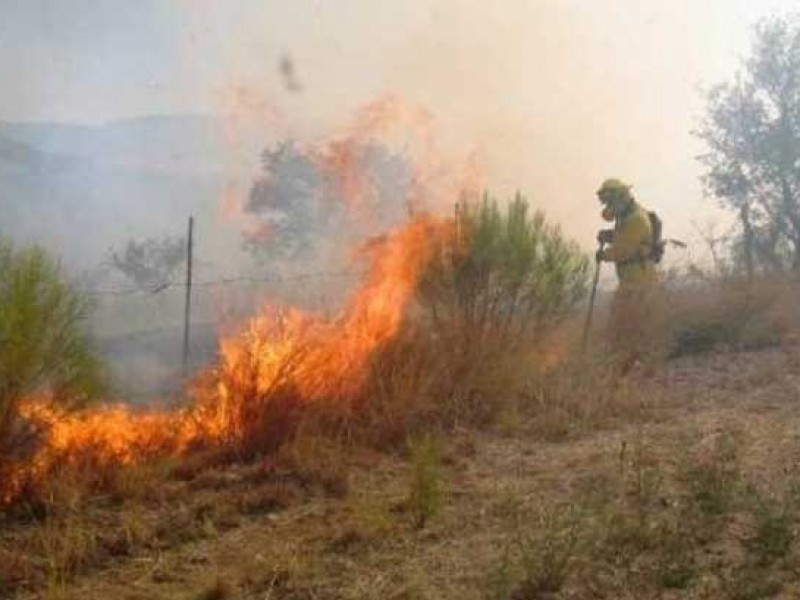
[7,271,800,598]
[665,275,800,357]
[6,341,800,599]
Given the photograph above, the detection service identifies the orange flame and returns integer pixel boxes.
[314,95,439,219]
[2,215,450,505]
[2,94,480,506]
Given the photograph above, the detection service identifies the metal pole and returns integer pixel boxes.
[182,216,194,377]
[581,244,603,353]
[454,201,461,248]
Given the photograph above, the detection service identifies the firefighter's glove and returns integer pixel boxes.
[597,229,614,245]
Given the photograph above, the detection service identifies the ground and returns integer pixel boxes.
[6,345,800,599]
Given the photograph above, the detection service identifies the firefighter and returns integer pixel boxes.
[595,178,657,284]
[595,178,662,370]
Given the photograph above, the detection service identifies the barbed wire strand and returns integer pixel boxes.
[82,268,364,297]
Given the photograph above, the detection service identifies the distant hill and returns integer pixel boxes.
[0,115,263,271]
[0,131,44,168]
[0,114,260,175]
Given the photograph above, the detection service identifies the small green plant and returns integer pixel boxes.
[0,238,105,476]
[487,545,515,600]
[406,433,444,528]
[654,516,696,589]
[195,577,233,600]
[603,436,664,555]
[625,437,663,530]
[720,565,783,600]
[743,489,794,565]
[491,502,583,599]
[683,429,741,516]
[35,513,100,592]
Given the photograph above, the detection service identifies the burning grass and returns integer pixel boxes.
[2,191,592,511]
[8,284,799,598]
[1,215,454,507]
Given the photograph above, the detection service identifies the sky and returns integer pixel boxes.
[1,0,798,259]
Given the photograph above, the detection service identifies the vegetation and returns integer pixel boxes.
[420,192,589,347]
[697,14,800,275]
[0,238,104,464]
[108,235,186,291]
[490,502,584,599]
[406,432,444,528]
[4,255,800,598]
[245,140,410,262]
[665,276,794,358]
[7,11,800,599]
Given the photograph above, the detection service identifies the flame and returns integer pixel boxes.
[230,94,485,252]
[207,214,449,408]
[314,95,438,218]
[2,215,450,505]
[1,94,478,505]
[218,181,279,247]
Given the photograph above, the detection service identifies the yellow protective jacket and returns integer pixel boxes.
[602,201,657,285]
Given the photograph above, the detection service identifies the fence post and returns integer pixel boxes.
[182,216,194,378]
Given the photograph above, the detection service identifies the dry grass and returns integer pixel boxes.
[6,344,800,599]
[665,276,800,357]
[5,273,800,598]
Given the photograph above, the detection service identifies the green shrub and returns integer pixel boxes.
[743,489,795,565]
[406,433,444,529]
[0,238,105,460]
[682,429,741,516]
[419,192,589,347]
[491,502,583,599]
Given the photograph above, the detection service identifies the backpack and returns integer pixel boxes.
[648,211,665,263]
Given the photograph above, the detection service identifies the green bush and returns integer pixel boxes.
[743,488,795,565]
[420,192,589,346]
[682,429,741,516]
[490,502,584,599]
[406,432,443,529]
[0,238,105,459]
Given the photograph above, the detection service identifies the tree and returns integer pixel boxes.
[109,236,186,290]
[696,15,800,274]
[0,238,105,460]
[246,141,329,260]
[245,140,413,262]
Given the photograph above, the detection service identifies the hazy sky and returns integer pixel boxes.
[2,0,798,256]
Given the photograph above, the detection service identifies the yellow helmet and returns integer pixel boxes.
[597,178,632,203]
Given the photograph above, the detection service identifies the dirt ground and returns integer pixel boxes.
[9,345,800,600]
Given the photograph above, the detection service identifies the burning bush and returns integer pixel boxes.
[0,238,105,475]
[194,214,453,459]
[357,195,590,442]
[0,200,589,507]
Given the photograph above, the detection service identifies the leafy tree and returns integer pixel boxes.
[246,141,327,260]
[109,236,185,290]
[420,193,589,345]
[696,15,800,274]
[0,238,105,460]
[245,140,412,262]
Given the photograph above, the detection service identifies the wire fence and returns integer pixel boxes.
[83,246,707,402]
[87,268,364,401]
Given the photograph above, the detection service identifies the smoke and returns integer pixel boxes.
[180,0,762,261]
[5,0,800,398]
[218,94,484,283]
